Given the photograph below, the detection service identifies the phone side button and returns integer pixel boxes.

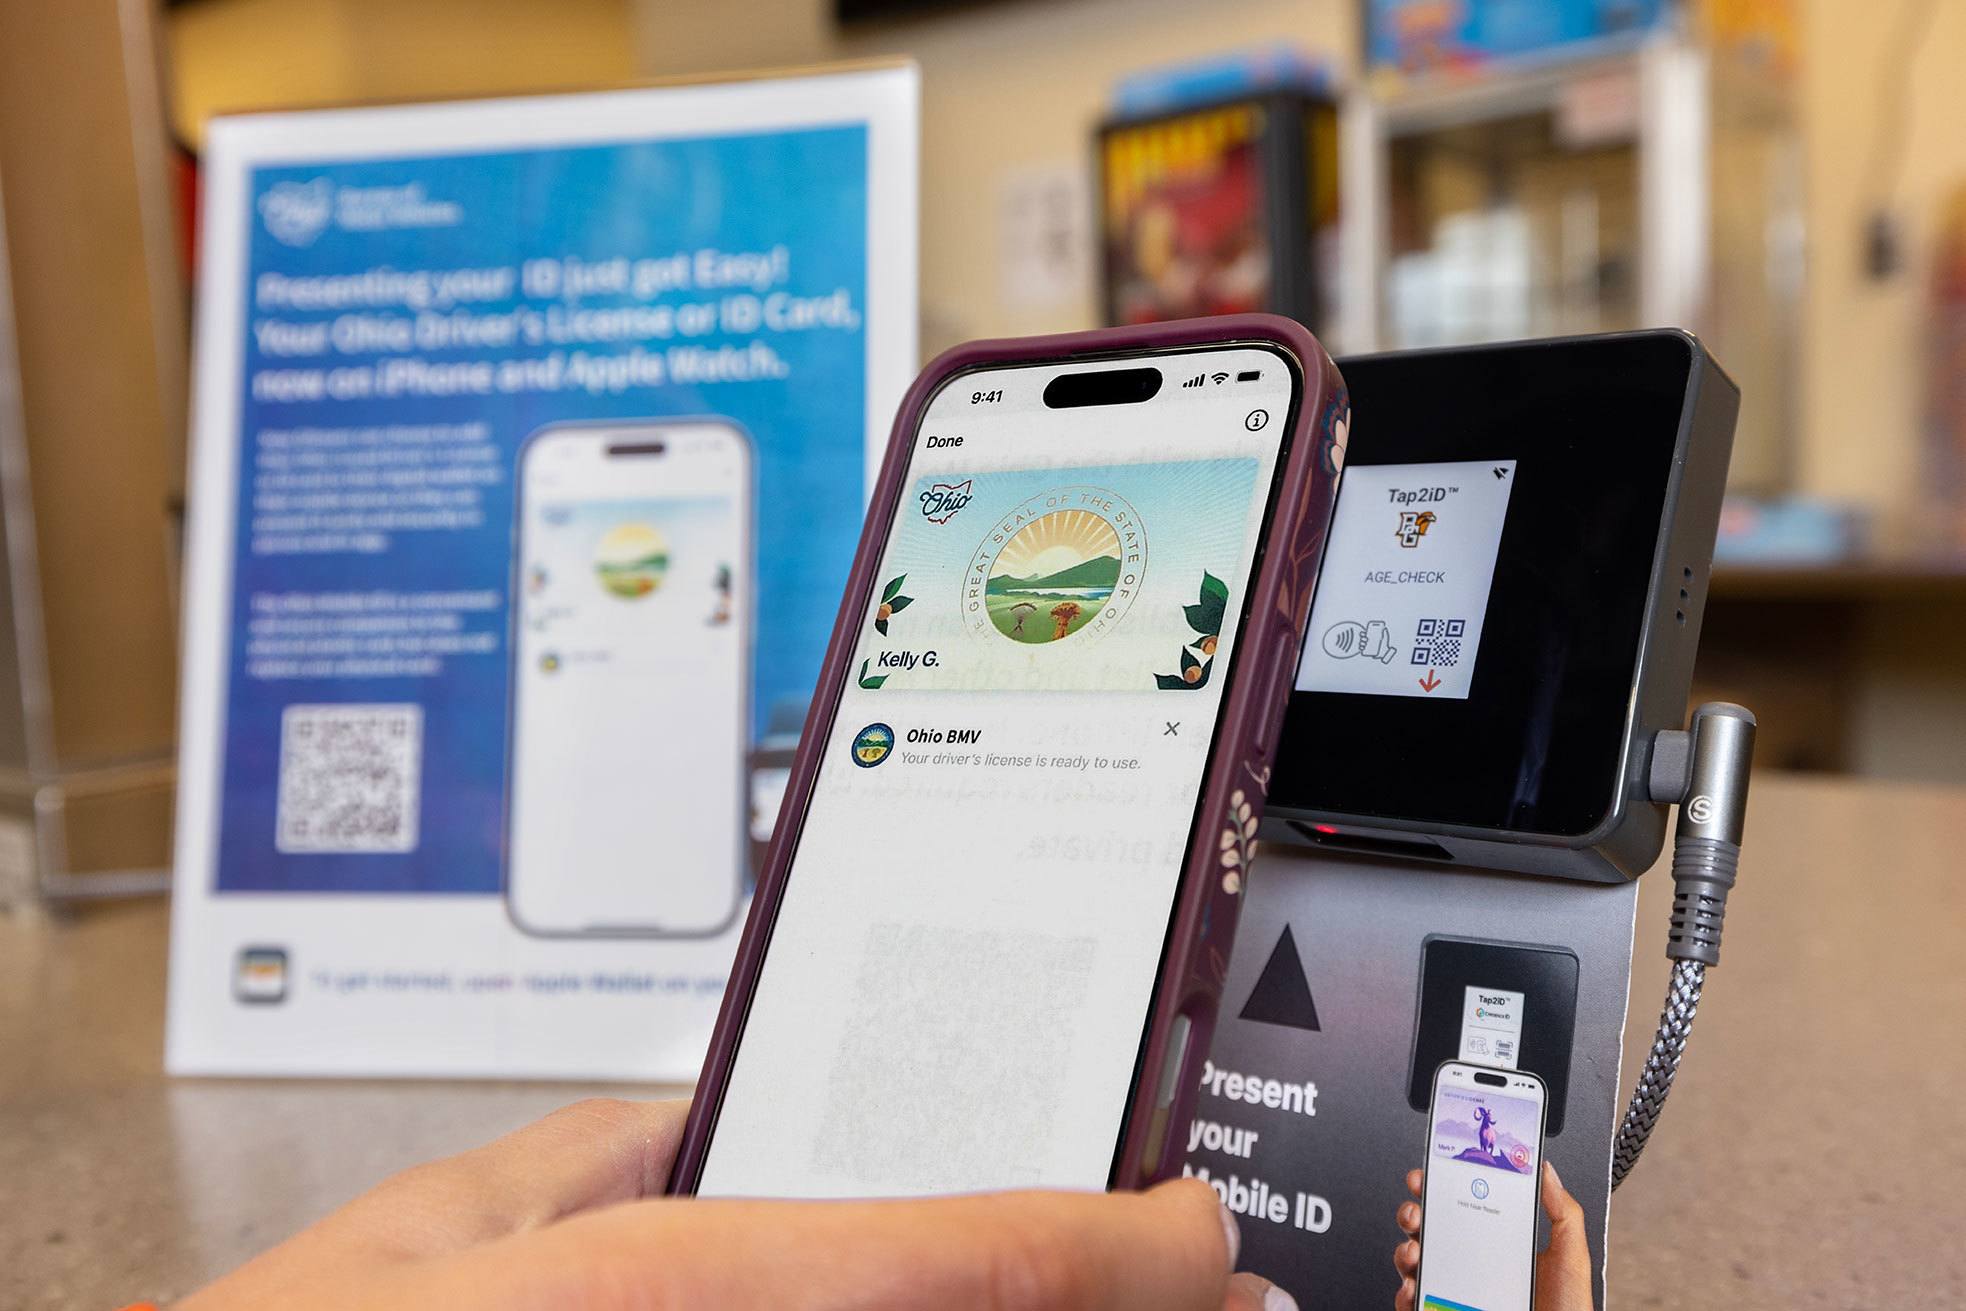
[1137,1014,1194,1176]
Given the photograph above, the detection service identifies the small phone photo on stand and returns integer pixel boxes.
[1417,1061,1549,1311]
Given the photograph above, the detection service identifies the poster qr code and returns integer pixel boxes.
[276,704,423,853]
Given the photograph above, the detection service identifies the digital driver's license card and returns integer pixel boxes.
[853,458,1261,693]
[1457,984,1524,1069]
[1431,1085,1538,1174]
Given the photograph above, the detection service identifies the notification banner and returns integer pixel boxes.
[167,67,918,1078]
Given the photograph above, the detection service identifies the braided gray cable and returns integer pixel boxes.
[1610,958,1705,1189]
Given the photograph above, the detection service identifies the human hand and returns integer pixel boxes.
[176,1098,1298,1311]
[1391,1160,1594,1311]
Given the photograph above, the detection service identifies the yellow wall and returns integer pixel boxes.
[1797,0,1966,516]
[168,0,1966,516]
[167,0,636,136]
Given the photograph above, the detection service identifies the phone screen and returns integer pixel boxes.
[694,344,1300,1196]
[506,422,750,936]
[1417,1064,1548,1311]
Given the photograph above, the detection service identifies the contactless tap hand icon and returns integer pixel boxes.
[1321,619,1397,665]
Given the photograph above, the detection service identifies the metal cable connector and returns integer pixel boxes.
[1612,703,1756,1189]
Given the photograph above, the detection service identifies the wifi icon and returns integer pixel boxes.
[1210,372,1230,385]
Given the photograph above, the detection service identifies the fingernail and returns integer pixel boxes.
[1219,1203,1242,1271]
[1546,1161,1563,1187]
[1263,1284,1299,1311]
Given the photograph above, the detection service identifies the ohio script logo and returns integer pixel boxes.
[919,479,973,524]
[258,179,332,247]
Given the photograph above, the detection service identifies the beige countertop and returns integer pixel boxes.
[3,773,1961,1309]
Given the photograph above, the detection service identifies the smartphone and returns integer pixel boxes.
[504,420,752,937]
[670,315,1345,1198]
[1416,1062,1550,1311]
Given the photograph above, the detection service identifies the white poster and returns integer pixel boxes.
[167,65,919,1078]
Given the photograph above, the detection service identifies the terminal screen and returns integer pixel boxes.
[1296,460,1516,701]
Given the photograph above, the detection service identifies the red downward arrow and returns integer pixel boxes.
[1417,667,1441,692]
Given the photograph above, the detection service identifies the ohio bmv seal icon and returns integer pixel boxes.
[970,488,1144,644]
[850,723,895,768]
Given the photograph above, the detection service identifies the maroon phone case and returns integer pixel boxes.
[670,313,1347,1193]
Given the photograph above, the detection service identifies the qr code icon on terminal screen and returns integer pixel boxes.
[276,704,422,853]
[1411,618,1466,668]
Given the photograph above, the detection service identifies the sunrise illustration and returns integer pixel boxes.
[592,521,670,598]
[984,508,1123,643]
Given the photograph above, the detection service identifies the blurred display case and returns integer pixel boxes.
[1098,91,1340,336]
[1340,22,1803,490]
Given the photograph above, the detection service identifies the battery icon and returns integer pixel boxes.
[1236,370,1260,382]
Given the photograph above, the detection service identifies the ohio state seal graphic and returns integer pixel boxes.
[966,486,1144,644]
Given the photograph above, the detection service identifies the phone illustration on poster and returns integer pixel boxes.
[166,68,919,1079]
[505,420,752,938]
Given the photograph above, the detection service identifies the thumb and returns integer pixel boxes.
[1535,1161,1596,1311]
[415,1176,1240,1311]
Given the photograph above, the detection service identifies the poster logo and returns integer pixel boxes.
[257,178,464,246]
[258,179,333,247]
[919,479,973,524]
[850,722,894,767]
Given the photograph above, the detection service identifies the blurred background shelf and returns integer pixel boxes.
[1699,555,1966,780]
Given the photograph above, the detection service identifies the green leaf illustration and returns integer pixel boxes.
[1183,598,1224,635]
[1156,647,1212,690]
[1183,571,1229,637]
[874,581,914,639]
[858,658,886,690]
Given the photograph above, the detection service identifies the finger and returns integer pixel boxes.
[1224,1270,1297,1311]
[339,1098,691,1256]
[1405,1168,1423,1201]
[420,1177,1241,1311]
[1396,1198,1422,1238]
[1395,1275,1416,1311]
[1535,1161,1596,1311]
[1393,1237,1419,1278]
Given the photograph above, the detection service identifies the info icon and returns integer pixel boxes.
[850,722,895,768]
